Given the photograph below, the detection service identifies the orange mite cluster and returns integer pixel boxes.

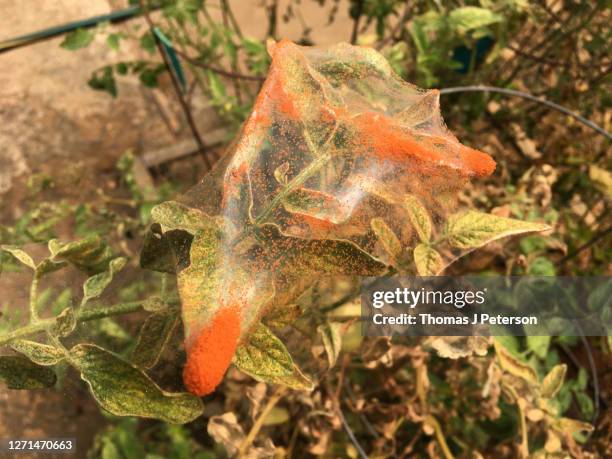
[180,40,497,397]
[183,307,241,396]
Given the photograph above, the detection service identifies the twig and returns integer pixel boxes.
[555,225,612,267]
[173,46,264,81]
[0,300,153,347]
[439,86,612,140]
[237,386,287,458]
[424,415,455,459]
[337,406,369,459]
[350,0,365,45]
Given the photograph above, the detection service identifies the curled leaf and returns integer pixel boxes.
[82,257,127,304]
[494,340,538,385]
[233,323,314,390]
[317,322,343,368]
[70,344,203,424]
[540,364,567,399]
[49,236,115,275]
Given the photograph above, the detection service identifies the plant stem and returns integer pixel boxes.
[425,415,455,459]
[29,274,39,322]
[237,386,286,458]
[231,124,338,247]
[0,301,147,347]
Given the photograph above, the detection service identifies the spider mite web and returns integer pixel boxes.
[169,40,495,394]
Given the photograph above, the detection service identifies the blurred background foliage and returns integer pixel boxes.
[1,0,610,457]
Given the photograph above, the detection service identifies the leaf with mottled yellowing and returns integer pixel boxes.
[371,218,402,262]
[70,344,203,424]
[131,312,179,369]
[413,243,443,276]
[0,245,36,269]
[49,236,115,275]
[233,323,313,390]
[0,356,57,389]
[177,225,223,345]
[53,307,77,337]
[10,340,65,366]
[404,195,432,242]
[82,257,126,304]
[151,201,221,234]
[494,340,538,385]
[446,211,550,250]
[283,188,348,225]
[264,304,302,329]
[554,417,594,435]
[540,364,567,399]
[318,322,343,367]
[257,224,386,276]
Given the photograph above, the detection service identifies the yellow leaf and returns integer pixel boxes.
[371,217,402,262]
[404,195,432,242]
[494,340,538,385]
[446,210,550,249]
[413,243,443,276]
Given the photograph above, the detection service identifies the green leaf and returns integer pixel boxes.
[139,32,157,54]
[150,201,220,234]
[207,70,226,102]
[448,7,502,33]
[49,236,115,275]
[233,323,313,390]
[541,364,567,399]
[0,245,35,269]
[0,355,57,389]
[404,195,432,242]
[82,257,127,304]
[70,344,203,424]
[60,28,95,50]
[526,335,551,359]
[494,340,538,385]
[446,210,550,250]
[106,33,122,51]
[371,218,402,262]
[413,243,443,276]
[131,312,179,369]
[527,257,556,275]
[10,340,65,366]
[318,322,343,368]
[89,66,117,97]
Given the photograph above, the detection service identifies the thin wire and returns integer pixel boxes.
[439,86,611,141]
